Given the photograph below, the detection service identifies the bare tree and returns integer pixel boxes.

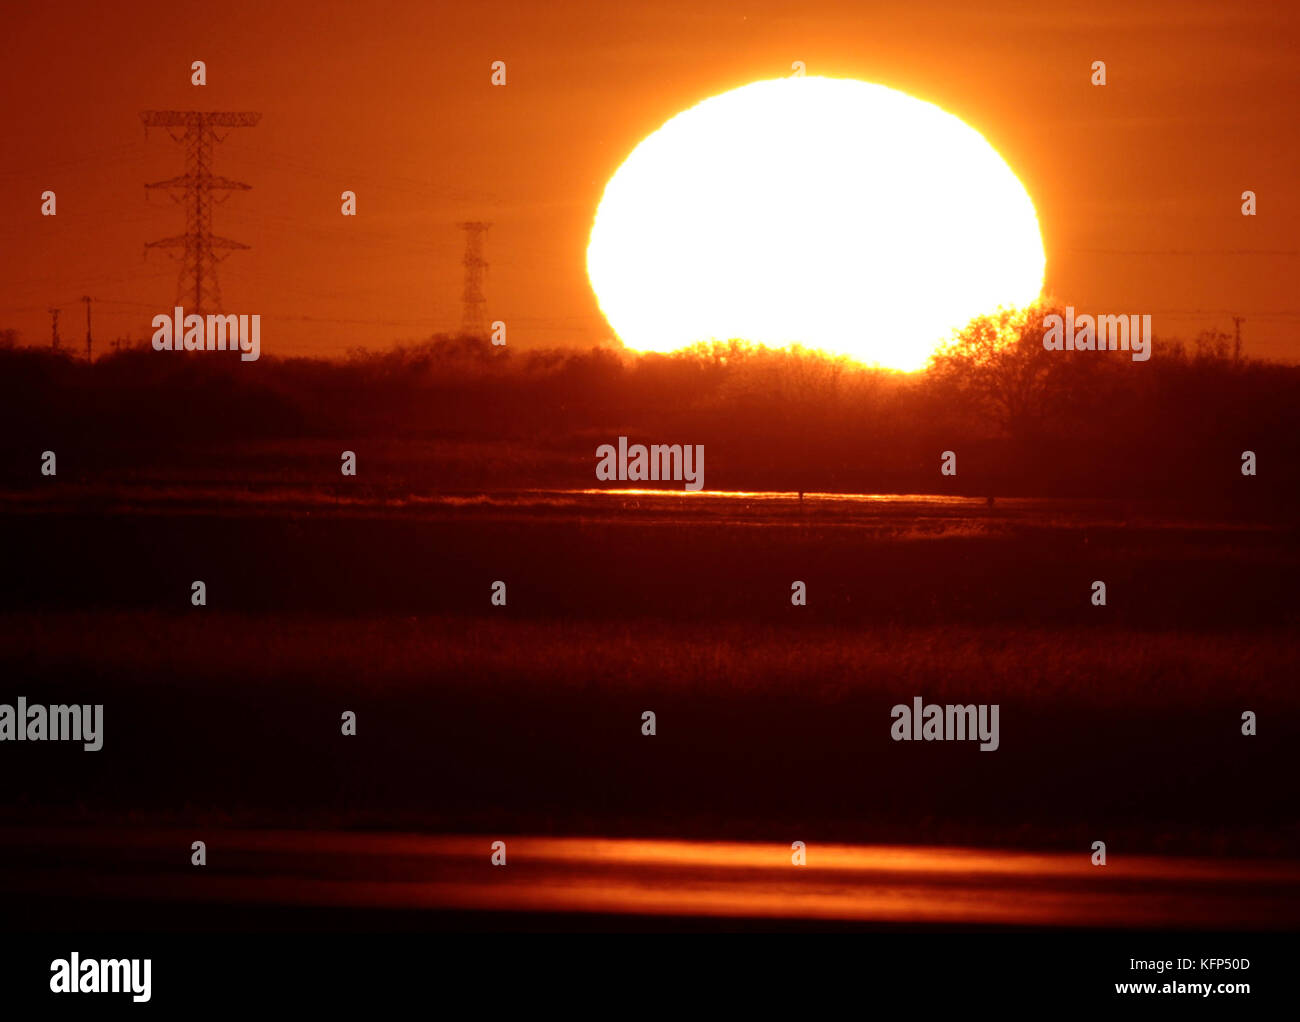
[927,300,1066,437]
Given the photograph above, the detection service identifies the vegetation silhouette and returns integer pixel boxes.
[1,308,1295,503]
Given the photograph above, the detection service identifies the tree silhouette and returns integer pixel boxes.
[928,300,1067,438]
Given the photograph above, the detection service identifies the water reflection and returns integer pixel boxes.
[5,829,1296,928]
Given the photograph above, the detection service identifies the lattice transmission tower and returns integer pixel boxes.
[141,110,261,318]
[457,221,491,339]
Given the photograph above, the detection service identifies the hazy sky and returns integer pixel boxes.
[1,0,1297,359]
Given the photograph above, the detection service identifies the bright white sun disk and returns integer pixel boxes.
[587,77,1045,370]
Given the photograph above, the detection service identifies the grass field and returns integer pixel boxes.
[2,492,1295,858]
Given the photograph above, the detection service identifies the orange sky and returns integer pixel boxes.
[1,0,1297,360]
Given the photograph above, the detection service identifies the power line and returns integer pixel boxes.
[1068,248,1300,256]
[1149,309,1300,317]
[0,141,148,181]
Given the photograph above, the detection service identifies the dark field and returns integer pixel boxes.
[2,491,1296,860]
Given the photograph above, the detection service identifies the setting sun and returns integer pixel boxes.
[588,76,1046,370]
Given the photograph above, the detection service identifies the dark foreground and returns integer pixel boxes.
[3,828,1298,929]
[0,826,1291,1009]
[1,489,1297,944]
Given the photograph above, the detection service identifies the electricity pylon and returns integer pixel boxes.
[457,221,491,339]
[141,110,261,318]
